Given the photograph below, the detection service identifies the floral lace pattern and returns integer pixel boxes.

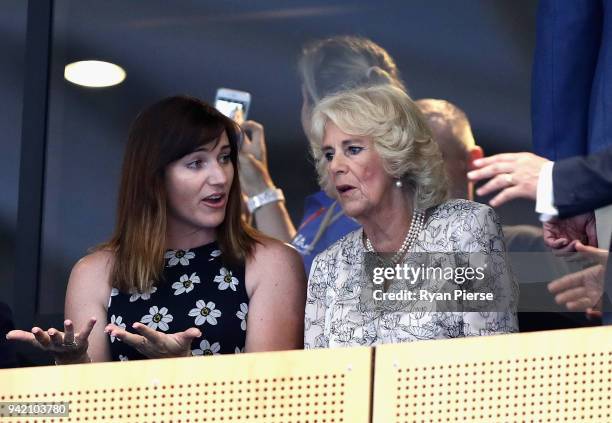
[304,199,519,349]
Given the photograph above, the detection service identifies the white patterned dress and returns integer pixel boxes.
[304,199,519,349]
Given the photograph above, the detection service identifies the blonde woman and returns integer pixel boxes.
[304,85,518,348]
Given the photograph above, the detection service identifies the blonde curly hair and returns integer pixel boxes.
[310,85,448,210]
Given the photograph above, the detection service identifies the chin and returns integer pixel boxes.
[204,216,226,229]
[194,211,226,229]
[339,204,365,220]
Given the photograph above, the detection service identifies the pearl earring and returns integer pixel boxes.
[395,179,403,188]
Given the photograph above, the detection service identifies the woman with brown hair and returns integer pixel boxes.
[7,96,306,363]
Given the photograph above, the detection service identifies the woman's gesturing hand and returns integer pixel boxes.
[6,317,97,364]
[104,322,201,359]
[547,241,608,318]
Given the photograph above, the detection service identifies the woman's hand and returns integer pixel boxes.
[104,322,201,359]
[6,317,97,364]
[548,264,604,313]
[238,120,297,241]
[239,120,275,196]
[547,241,608,316]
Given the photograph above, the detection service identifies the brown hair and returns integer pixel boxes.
[98,95,260,293]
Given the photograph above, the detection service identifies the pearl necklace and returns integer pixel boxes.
[365,209,425,264]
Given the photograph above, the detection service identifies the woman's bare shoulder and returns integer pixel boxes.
[68,250,115,302]
[72,250,115,277]
[245,238,306,292]
[249,237,302,267]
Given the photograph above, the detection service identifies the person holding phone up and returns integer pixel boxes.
[237,36,406,274]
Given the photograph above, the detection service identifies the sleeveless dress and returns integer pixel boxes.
[107,241,248,361]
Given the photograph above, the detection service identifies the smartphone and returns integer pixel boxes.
[215,88,251,125]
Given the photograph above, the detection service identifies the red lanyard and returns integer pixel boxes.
[298,207,326,231]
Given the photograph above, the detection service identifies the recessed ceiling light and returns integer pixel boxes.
[64,60,126,88]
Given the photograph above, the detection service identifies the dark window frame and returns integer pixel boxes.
[14,0,54,329]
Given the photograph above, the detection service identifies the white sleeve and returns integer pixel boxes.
[535,161,559,222]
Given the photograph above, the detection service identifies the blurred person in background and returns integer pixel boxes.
[238,36,406,274]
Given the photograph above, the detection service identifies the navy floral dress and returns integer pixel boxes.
[107,242,248,361]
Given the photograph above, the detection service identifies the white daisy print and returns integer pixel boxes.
[236,303,248,331]
[140,306,173,331]
[208,249,222,261]
[188,300,221,326]
[234,346,244,354]
[108,288,119,308]
[214,267,239,291]
[129,286,157,302]
[192,339,221,356]
[119,354,129,361]
[109,314,126,343]
[172,273,200,295]
[164,249,195,266]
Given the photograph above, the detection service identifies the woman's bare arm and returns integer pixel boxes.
[244,239,306,352]
[7,251,113,363]
[63,251,114,362]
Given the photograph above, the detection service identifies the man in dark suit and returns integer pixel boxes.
[551,149,612,217]
[532,0,612,160]
[466,147,612,212]
[467,147,612,323]
[545,150,612,324]
[466,147,612,248]
[417,98,596,330]
[530,0,612,264]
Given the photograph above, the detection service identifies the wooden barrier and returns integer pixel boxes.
[0,347,373,423]
[372,326,612,423]
[2,327,611,422]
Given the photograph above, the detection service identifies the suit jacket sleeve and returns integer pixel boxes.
[553,146,612,218]
[531,0,603,160]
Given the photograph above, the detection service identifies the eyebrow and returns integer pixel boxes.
[322,138,365,150]
[192,143,231,153]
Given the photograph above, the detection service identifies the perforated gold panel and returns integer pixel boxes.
[1,347,372,423]
[373,327,612,423]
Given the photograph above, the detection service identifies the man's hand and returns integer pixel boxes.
[467,152,550,207]
[543,212,597,252]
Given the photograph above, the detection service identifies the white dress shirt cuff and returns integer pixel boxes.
[535,161,558,222]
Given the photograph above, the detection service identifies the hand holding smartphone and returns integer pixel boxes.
[214,88,251,125]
